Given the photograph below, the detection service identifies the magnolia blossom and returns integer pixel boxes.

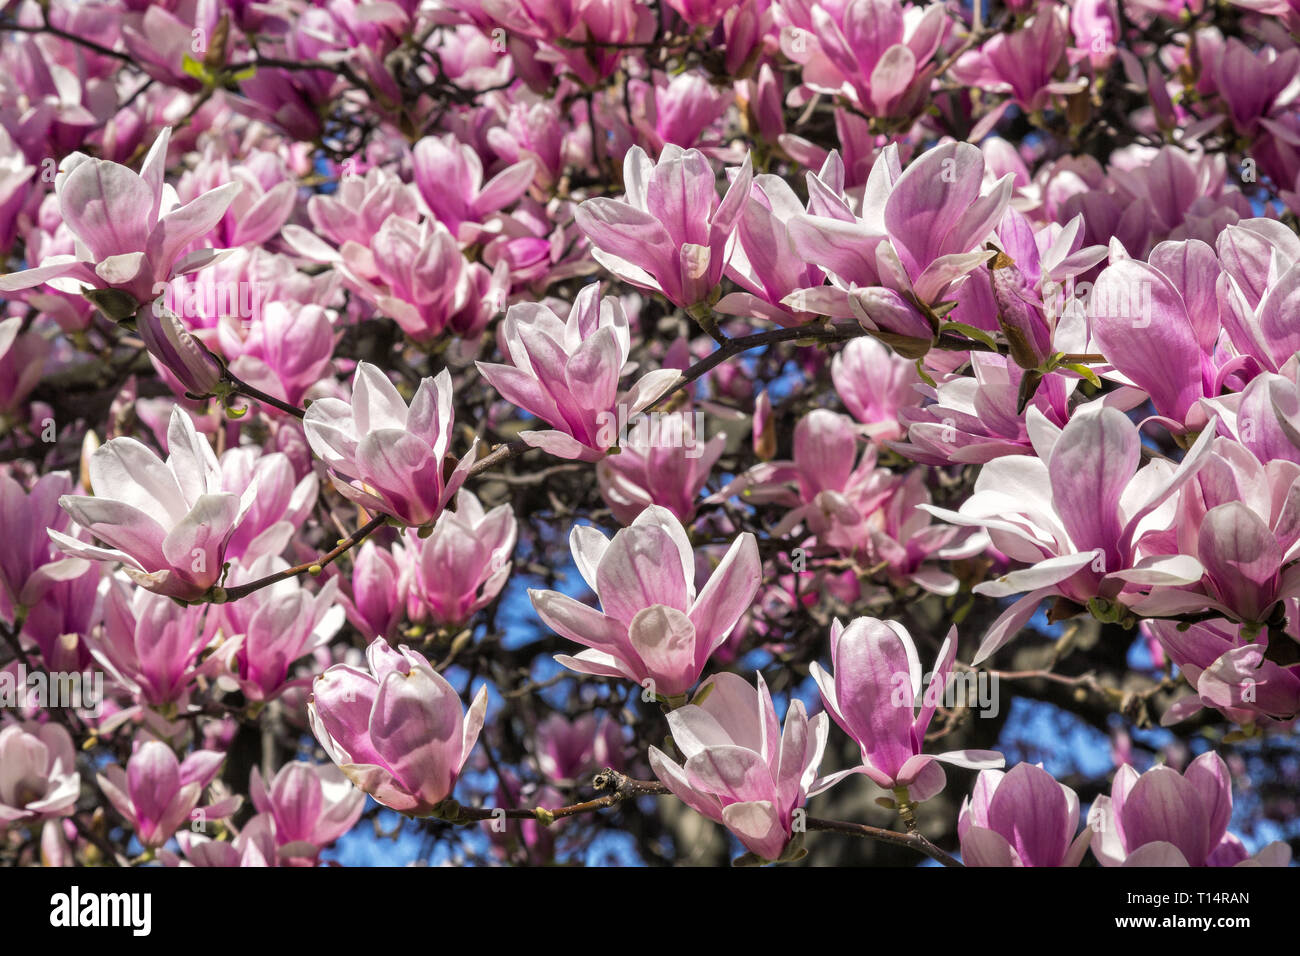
[249,762,366,864]
[217,301,335,407]
[575,144,753,310]
[1090,753,1291,866]
[412,132,536,242]
[50,407,258,601]
[405,489,517,628]
[717,160,836,326]
[950,6,1084,114]
[0,470,81,621]
[649,672,829,863]
[208,555,345,702]
[779,0,946,119]
[722,409,895,560]
[529,505,760,699]
[303,362,477,528]
[0,723,79,826]
[0,315,51,415]
[477,286,681,462]
[162,814,278,868]
[1147,613,1300,726]
[97,742,236,849]
[596,408,724,524]
[1089,244,1221,431]
[986,209,1107,370]
[811,618,1004,802]
[924,403,1217,662]
[786,142,1012,336]
[959,763,1092,867]
[831,336,923,443]
[91,575,210,708]
[535,713,626,783]
[892,352,1076,465]
[308,638,487,816]
[339,540,407,641]
[0,128,238,309]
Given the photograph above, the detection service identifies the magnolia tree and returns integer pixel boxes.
[0,0,1298,870]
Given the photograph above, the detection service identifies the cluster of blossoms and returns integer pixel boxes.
[0,0,1298,871]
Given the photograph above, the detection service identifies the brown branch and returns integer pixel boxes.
[806,817,963,867]
[423,768,964,866]
[214,513,386,603]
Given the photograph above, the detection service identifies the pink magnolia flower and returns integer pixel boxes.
[137,307,225,399]
[536,713,626,782]
[1089,242,1222,431]
[958,763,1092,867]
[810,617,1004,801]
[575,144,753,311]
[631,71,730,152]
[338,540,407,641]
[866,468,989,596]
[476,286,681,462]
[986,209,1107,370]
[0,126,36,255]
[217,301,335,408]
[649,672,829,864]
[412,133,535,243]
[716,160,836,326]
[0,723,79,826]
[831,336,923,442]
[1090,753,1291,866]
[924,403,1217,662]
[596,408,724,524]
[950,6,1085,115]
[779,0,947,119]
[1204,360,1300,467]
[233,21,339,140]
[1070,0,1119,71]
[91,575,210,708]
[249,761,365,864]
[285,166,421,255]
[162,814,278,867]
[1216,227,1300,376]
[891,353,1076,465]
[97,741,236,849]
[787,142,1012,329]
[1210,38,1300,135]
[0,470,80,622]
[50,406,258,601]
[722,409,895,561]
[1147,613,1300,727]
[206,557,343,702]
[337,215,506,346]
[0,315,52,416]
[405,490,517,629]
[172,145,298,250]
[1149,437,1300,625]
[302,362,477,528]
[487,98,567,193]
[0,128,238,310]
[666,0,733,25]
[308,637,488,816]
[218,447,319,564]
[529,505,761,700]
[19,555,100,673]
